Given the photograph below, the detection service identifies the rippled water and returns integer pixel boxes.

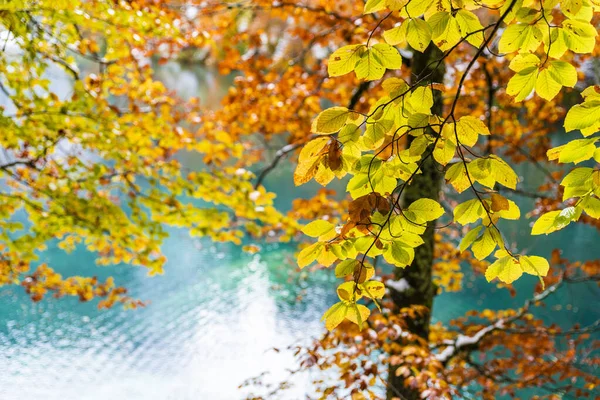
[0,236,337,400]
[1,63,598,400]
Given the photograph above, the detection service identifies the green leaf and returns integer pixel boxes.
[384,241,414,267]
[335,259,359,278]
[407,198,444,221]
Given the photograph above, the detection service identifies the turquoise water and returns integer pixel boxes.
[0,236,333,399]
[0,64,598,399]
[0,161,597,400]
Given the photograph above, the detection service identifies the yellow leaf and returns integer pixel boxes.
[564,99,600,137]
[294,137,329,186]
[328,45,365,77]
[495,199,521,220]
[337,281,359,301]
[346,304,371,329]
[407,198,445,221]
[536,68,563,101]
[455,116,490,147]
[445,162,471,193]
[409,86,434,113]
[498,24,542,54]
[322,302,348,331]
[471,228,497,260]
[490,155,519,189]
[428,12,462,51]
[508,53,540,72]
[459,225,483,252]
[364,0,386,13]
[383,241,414,267]
[311,107,352,134]
[507,68,537,102]
[582,196,600,218]
[298,242,323,268]
[383,24,408,46]
[454,198,485,225]
[362,280,385,299]
[406,18,432,52]
[531,207,580,235]
[485,255,523,284]
[455,9,484,47]
[519,255,550,277]
[302,219,335,238]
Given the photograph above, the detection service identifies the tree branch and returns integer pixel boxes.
[253,81,371,189]
[434,270,598,365]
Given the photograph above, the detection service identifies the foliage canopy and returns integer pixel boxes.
[1,0,599,398]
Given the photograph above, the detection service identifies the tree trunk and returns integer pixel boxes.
[386,44,445,400]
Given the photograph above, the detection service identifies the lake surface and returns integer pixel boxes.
[0,63,598,400]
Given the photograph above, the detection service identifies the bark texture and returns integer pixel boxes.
[386,44,445,400]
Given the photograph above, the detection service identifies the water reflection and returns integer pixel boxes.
[0,232,334,400]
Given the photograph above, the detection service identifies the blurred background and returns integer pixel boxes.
[0,61,597,399]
